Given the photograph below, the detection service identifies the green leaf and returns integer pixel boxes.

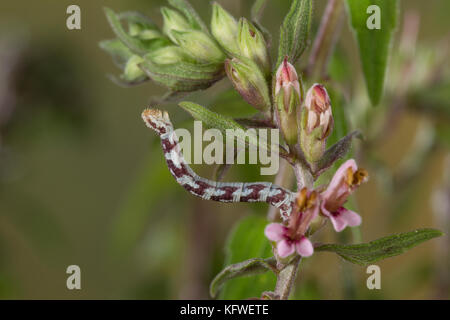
[139,59,224,92]
[315,228,443,266]
[99,39,134,69]
[104,7,150,55]
[179,101,244,131]
[117,11,159,31]
[218,215,276,299]
[104,8,170,55]
[277,0,313,66]
[168,0,209,34]
[210,257,276,298]
[346,0,399,106]
[251,0,268,21]
[249,0,272,48]
[179,101,278,155]
[315,130,362,177]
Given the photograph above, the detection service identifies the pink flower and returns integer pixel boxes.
[304,84,333,139]
[320,159,368,232]
[264,223,314,258]
[275,57,301,100]
[264,188,318,258]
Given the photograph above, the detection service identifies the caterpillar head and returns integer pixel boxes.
[142,108,172,135]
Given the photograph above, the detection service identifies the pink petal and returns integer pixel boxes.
[277,239,295,258]
[264,223,286,242]
[323,159,357,199]
[339,207,362,227]
[328,207,362,232]
[295,237,314,257]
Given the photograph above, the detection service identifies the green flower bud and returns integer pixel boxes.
[145,46,193,65]
[211,2,240,55]
[161,7,191,44]
[274,59,302,145]
[237,18,270,77]
[225,57,271,112]
[123,55,146,81]
[129,22,162,40]
[300,84,334,163]
[171,30,225,63]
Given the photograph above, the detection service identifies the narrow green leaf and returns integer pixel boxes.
[251,0,268,21]
[179,101,277,155]
[277,0,313,66]
[168,0,209,34]
[139,59,224,92]
[117,11,159,31]
[104,7,149,55]
[99,39,134,68]
[315,228,443,266]
[210,257,276,298]
[218,215,276,299]
[106,74,148,87]
[315,130,362,177]
[179,101,244,131]
[346,0,399,106]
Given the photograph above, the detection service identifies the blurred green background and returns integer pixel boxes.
[0,0,449,299]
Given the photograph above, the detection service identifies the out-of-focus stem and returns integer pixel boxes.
[432,154,450,299]
[307,0,345,81]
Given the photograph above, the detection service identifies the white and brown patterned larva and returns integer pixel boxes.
[142,108,296,220]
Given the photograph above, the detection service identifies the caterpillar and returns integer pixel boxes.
[141,108,296,220]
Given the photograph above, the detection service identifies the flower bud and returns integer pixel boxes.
[211,2,240,55]
[145,46,193,65]
[171,30,225,63]
[274,59,302,145]
[128,22,162,40]
[161,7,191,44]
[237,18,270,77]
[300,84,334,163]
[225,57,271,112]
[123,55,146,82]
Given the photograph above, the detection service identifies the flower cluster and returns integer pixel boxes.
[265,159,368,258]
[102,0,369,263]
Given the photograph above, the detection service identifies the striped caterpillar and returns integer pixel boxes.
[141,109,296,220]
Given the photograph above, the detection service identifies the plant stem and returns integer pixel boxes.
[270,0,346,300]
[307,0,345,81]
[267,159,294,221]
[294,162,314,189]
[274,256,301,300]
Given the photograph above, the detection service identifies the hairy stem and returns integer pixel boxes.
[307,0,345,81]
[270,0,345,300]
[274,256,301,300]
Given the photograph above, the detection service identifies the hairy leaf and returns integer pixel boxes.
[179,101,244,131]
[99,39,134,69]
[218,215,276,299]
[251,0,268,21]
[168,0,209,34]
[315,228,443,266]
[346,0,399,106]
[277,0,313,66]
[104,7,150,55]
[179,101,277,155]
[315,130,362,177]
[210,257,276,298]
[139,59,224,92]
[117,11,159,31]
